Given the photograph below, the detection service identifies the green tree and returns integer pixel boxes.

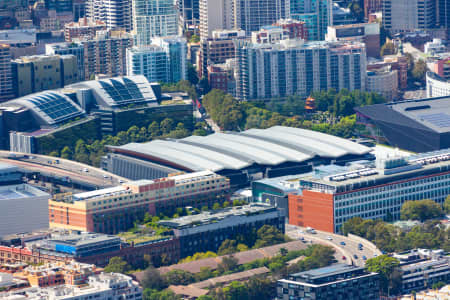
[162,270,195,286]
[400,199,444,221]
[140,266,167,290]
[60,146,73,159]
[189,35,200,43]
[104,257,131,274]
[218,239,238,255]
[217,255,239,273]
[148,121,161,137]
[187,63,199,85]
[212,202,221,210]
[49,151,59,157]
[160,118,174,135]
[444,195,450,214]
[366,255,400,295]
[253,225,287,248]
[432,281,446,290]
[144,289,180,300]
[412,59,427,82]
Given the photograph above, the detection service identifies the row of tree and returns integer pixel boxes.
[50,119,206,166]
[137,244,335,300]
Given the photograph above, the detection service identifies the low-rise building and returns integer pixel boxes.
[326,22,380,58]
[366,66,398,100]
[11,54,78,97]
[424,38,447,55]
[277,264,380,300]
[367,55,408,89]
[1,272,142,300]
[64,18,107,42]
[159,203,285,258]
[49,171,230,234]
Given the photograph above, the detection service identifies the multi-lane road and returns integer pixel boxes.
[0,151,127,189]
[286,224,382,267]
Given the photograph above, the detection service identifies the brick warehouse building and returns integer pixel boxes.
[288,150,450,233]
[49,171,230,234]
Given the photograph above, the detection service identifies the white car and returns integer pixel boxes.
[326,236,333,241]
[298,230,304,234]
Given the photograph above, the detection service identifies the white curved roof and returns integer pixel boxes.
[112,126,371,172]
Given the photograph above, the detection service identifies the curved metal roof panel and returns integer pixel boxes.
[242,128,355,158]
[182,133,312,165]
[268,126,370,155]
[151,140,251,170]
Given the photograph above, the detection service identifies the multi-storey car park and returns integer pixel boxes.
[48,171,230,234]
[288,149,450,233]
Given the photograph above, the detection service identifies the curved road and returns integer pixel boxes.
[286,224,381,267]
[0,151,127,188]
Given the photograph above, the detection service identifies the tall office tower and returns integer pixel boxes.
[235,40,366,101]
[382,0,435,33]
[86,0,132,31]
[73,0,86,21]
[199,0,233,40]
[178,0,199,28]
[290,0,332,40]
[0,44,14,102]
[233,0,290,34]
[132,0,178,47]
[364,0,381,18]
[437,0,450,37]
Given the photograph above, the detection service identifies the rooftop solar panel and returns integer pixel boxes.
[419,113,450,128]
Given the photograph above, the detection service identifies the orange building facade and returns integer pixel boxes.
[288,190,334,232]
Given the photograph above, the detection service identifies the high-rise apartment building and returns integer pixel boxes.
[127,36,186,84]
[49,171,230,234]
[0,44,14,102]
[199,0,233,40]
[290,0,332,40]
[132,0,178,47]
[86,0,132,32]
[126,46,169,83]
[64,18,107,42]
[382,0,436,33]
[178,0,199,28]
[233,0,290,34]
[153,36,187,83]
[11,55,78,97]
[79,30,133,79]
[235,40,366,101]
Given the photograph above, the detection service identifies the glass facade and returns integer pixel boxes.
[133,0,178,47]
[290,0,331,40]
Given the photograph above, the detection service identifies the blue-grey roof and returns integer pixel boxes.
[110,126,371,172]
[7,91,85,125]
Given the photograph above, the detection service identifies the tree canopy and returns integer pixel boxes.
[400,199,444,222]
[366,255,401,295]
[104,257,131,274]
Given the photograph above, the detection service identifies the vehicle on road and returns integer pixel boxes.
[353,254,358,259]
[362,256,367,260]
[83,168,89,172]
[298,230,304,234]
[326,236,333,240]
[103,175,109,179]
[342,256,346,260]
[340,241,346,246]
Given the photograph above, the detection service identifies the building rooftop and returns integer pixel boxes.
[356,96,450,134]
[0,184,49,201]
[109,126,370,173]
[293,149,450,192]
[291,264,363,280]
[3,91,85,126]
[158,203,277,229]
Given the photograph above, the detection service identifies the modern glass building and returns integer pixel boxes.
[132,0,178,47]
[290,0,332,40]
[152,36,187,83]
